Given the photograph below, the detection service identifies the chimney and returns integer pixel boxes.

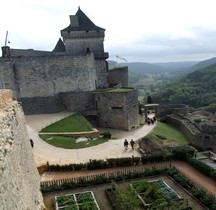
[69,15,79,27]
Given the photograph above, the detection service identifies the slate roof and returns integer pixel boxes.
[52,38,65,52]
[61,7,104,32]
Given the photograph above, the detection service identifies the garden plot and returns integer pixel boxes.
[55,191,100,210]
[148,179,182,200]
[131,179,183,208]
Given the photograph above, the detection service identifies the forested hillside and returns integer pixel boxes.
[152,64,216,111]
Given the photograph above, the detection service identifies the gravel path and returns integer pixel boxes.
[25,112,155,167]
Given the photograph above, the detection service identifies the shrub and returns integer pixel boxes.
[107,158,116,167]
[132,157,140,165]
[87,159,108,170]
[115,157,133,167]
[141,152,165,164]
[101,131,112,139]
[172,145,195,160]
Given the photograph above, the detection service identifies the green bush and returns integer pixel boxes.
[107,158,116,167]
[101,131,112,139]
[116,157,133,167]
[141,152,165,163]
[132,157,140,165]
[172,145,195,160]
[87,159,108,170]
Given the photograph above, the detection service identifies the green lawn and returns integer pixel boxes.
[39,134,109,149]
[146,122,189,145]
[40,114,93,133]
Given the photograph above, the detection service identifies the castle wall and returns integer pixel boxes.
[95,88,139,130]
[0,89,44,210]
[63,37,105,55]
[157,104,189,118]
[166,114,216,153]
[60,91,95,114]
[108,66,128,87]
[95,59,108,88]
[0,53,97,99]
[20,95,64,114]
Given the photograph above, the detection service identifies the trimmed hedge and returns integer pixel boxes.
[172,145,195,160]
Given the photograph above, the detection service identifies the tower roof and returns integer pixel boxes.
[61,7,105,32]
[52,38,66,52]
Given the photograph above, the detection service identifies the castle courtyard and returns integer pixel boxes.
[25,112,155,167]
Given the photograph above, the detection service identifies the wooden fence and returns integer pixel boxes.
[40,163,168,187]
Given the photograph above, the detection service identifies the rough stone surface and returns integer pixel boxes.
[108,66,128,87]
[95,89,139,130]
[0,89,44,210]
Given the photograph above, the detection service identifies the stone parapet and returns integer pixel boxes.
[0,89,13,109]
[0,90,45,210]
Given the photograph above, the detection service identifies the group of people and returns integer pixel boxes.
[146,116,156,125]
[124,139,135,150]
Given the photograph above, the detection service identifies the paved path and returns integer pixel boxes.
[25,112,155,167]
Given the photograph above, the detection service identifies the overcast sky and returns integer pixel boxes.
[1,0,216,63]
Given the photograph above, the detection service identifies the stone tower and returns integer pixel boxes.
[61,7,107,57]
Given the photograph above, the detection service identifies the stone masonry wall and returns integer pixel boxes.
[166,114,216,153]
[95,88,139,130]
[0,53,97,99]
[0,89,44,210]
[60,91,95,114]
[108,66,128,88]
[94,59,108,88]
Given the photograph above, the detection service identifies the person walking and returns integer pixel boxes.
[30,139,34,148]
[130,139,135,150]
[124,139,129,150]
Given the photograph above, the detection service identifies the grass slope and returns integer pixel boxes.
[39,135,109,149]
[146,122,189,145]
[40,114,93,133]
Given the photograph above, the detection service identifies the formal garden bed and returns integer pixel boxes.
[44,174,209,210]
[41,146,216,209]
[55,191,100,210]
[106,179,190,210]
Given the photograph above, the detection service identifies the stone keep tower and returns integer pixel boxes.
[60,7,109,88]
[61,7,107,57]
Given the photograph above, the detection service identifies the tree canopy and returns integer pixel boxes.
[152,64,216,112]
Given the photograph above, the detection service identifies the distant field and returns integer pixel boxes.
[146,122,189,145]
[132,79,155,87]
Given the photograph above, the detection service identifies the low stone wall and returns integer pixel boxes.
[40,128,100,138]
[165,114,216,153]
[158,104,189,118]
[0,89,13,109]
[108,66,128,87]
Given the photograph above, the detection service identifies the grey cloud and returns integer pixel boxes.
[107,26,216,62]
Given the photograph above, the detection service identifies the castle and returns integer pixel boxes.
[0,7,139,131]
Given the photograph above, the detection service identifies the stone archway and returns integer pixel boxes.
[144,104,159,120]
